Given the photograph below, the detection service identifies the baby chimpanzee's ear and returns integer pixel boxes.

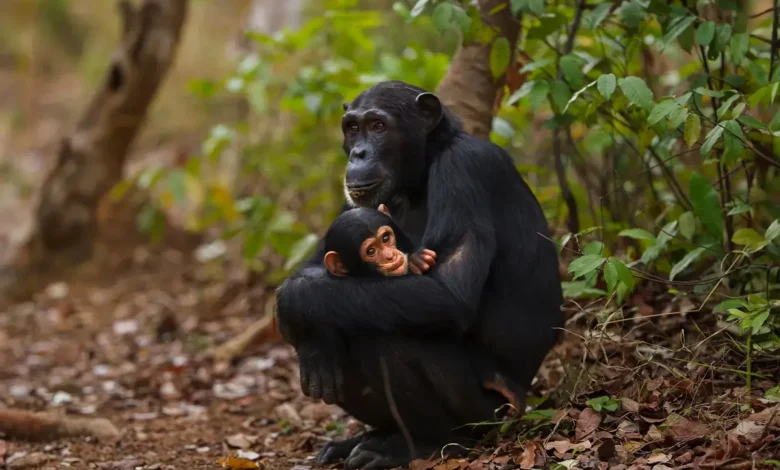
[324,251,349,276]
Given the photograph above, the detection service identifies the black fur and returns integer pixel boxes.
[323,208,416,277]
[276,80,564,469]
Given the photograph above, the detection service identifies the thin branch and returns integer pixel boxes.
[551,0,588,234]
[772,0,780,80]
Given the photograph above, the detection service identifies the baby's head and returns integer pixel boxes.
[323,208,409,277]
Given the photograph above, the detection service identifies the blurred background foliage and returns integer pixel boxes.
[1,0,778,354]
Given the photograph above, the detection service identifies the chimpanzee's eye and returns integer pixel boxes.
[346,122,359,133]
[366,247,376,256]
[372,121,385,132]
[382,233,390,243]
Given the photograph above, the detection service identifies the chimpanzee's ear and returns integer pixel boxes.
[415,92,443,132]
[343,101,350,111]
[324,251,348,276]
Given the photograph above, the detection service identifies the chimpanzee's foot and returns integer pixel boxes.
[316,430,385,465]
[343,433,467,470]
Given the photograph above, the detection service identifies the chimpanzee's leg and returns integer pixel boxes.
[316,337,506,469]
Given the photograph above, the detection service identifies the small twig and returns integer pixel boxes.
[771,0,779,79]
[551,0,587,235]
[751,7,774,19]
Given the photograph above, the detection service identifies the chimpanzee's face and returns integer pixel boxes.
[340,104,404,209]
[357,225,408,276]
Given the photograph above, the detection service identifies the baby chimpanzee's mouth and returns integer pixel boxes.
[384,255,407,276]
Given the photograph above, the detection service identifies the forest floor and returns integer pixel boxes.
[1,227,779,470]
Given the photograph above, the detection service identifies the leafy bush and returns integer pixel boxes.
[118,0,779,353]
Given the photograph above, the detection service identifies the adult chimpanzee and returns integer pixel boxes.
[275,80,563,469]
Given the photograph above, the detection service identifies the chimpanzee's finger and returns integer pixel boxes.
[422,249,437,260]
[307,360,322,399]
[335,363,346,403]
[377,204,391,217]
[409,263,422,275]
[320,367,337,404]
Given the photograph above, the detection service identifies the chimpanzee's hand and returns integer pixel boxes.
[409,248,437,274]
[296,334,346,404]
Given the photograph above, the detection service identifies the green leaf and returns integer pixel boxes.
[527,0,544,14]
[731,102,746,119]
[598,73,616,100]
[717,93,741,120]
[549,80,572,112]
[560,54,584,89]
[766,219,780,242]
[618,76,654,110]
[737,115,768,130]
[689,172,724,242]
[608,257,634,291]
[568,254,606,281]
[510,0,526,15]
[696,21,716,46]
[410,0,428,18]
[618,228,657,243]
[751,309,770,335]
[589,3,611,29]
[620,1,646,28]
[668,107,689,129]
[431,3,454,33]
[563,80,597,114]
[730,33,749,66]
[727,199,752,216]
[490,37,511,80]
[732,228,768,252]
[167,170,186,204]
[528,80,550,110]
[684,113,701,148]
[247,81,267,114]
[648,100,679,125]
[202,124,235,161]
[722,119,746,164]
[670,247,706,280]
[714,23,733,53]
[284,233,320,271]
[769,111,780,133]
[695,87,725,98]
[679,211,696,240]
[700,124,725,156]
[243,230,264,260]
[604,258,619,293]
[662,15,696,49]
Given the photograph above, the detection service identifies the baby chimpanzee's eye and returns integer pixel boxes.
[382,233,390,243]
[367,247,376,256]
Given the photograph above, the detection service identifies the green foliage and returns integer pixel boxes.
[586,396,619,412]
[116,0,779,359]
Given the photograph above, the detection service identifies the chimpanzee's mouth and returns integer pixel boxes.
[347,180,382,192]
[384,256,406,275]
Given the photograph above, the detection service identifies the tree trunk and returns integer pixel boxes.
[2,0,188,298]
[435,0,520,139]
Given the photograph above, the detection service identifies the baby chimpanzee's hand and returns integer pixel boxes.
[409,249,437,274]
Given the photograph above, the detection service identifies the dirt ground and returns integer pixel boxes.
[1,232,780,470]
[0,241,369,470]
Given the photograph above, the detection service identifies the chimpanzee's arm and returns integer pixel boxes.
[276,140,496,339]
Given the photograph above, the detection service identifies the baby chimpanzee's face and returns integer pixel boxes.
[359,225,407,276]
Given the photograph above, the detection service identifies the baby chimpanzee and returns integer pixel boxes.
[321,206,524,413]
[322,206,437,278]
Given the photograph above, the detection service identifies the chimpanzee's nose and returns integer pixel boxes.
[350,147,366,160]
